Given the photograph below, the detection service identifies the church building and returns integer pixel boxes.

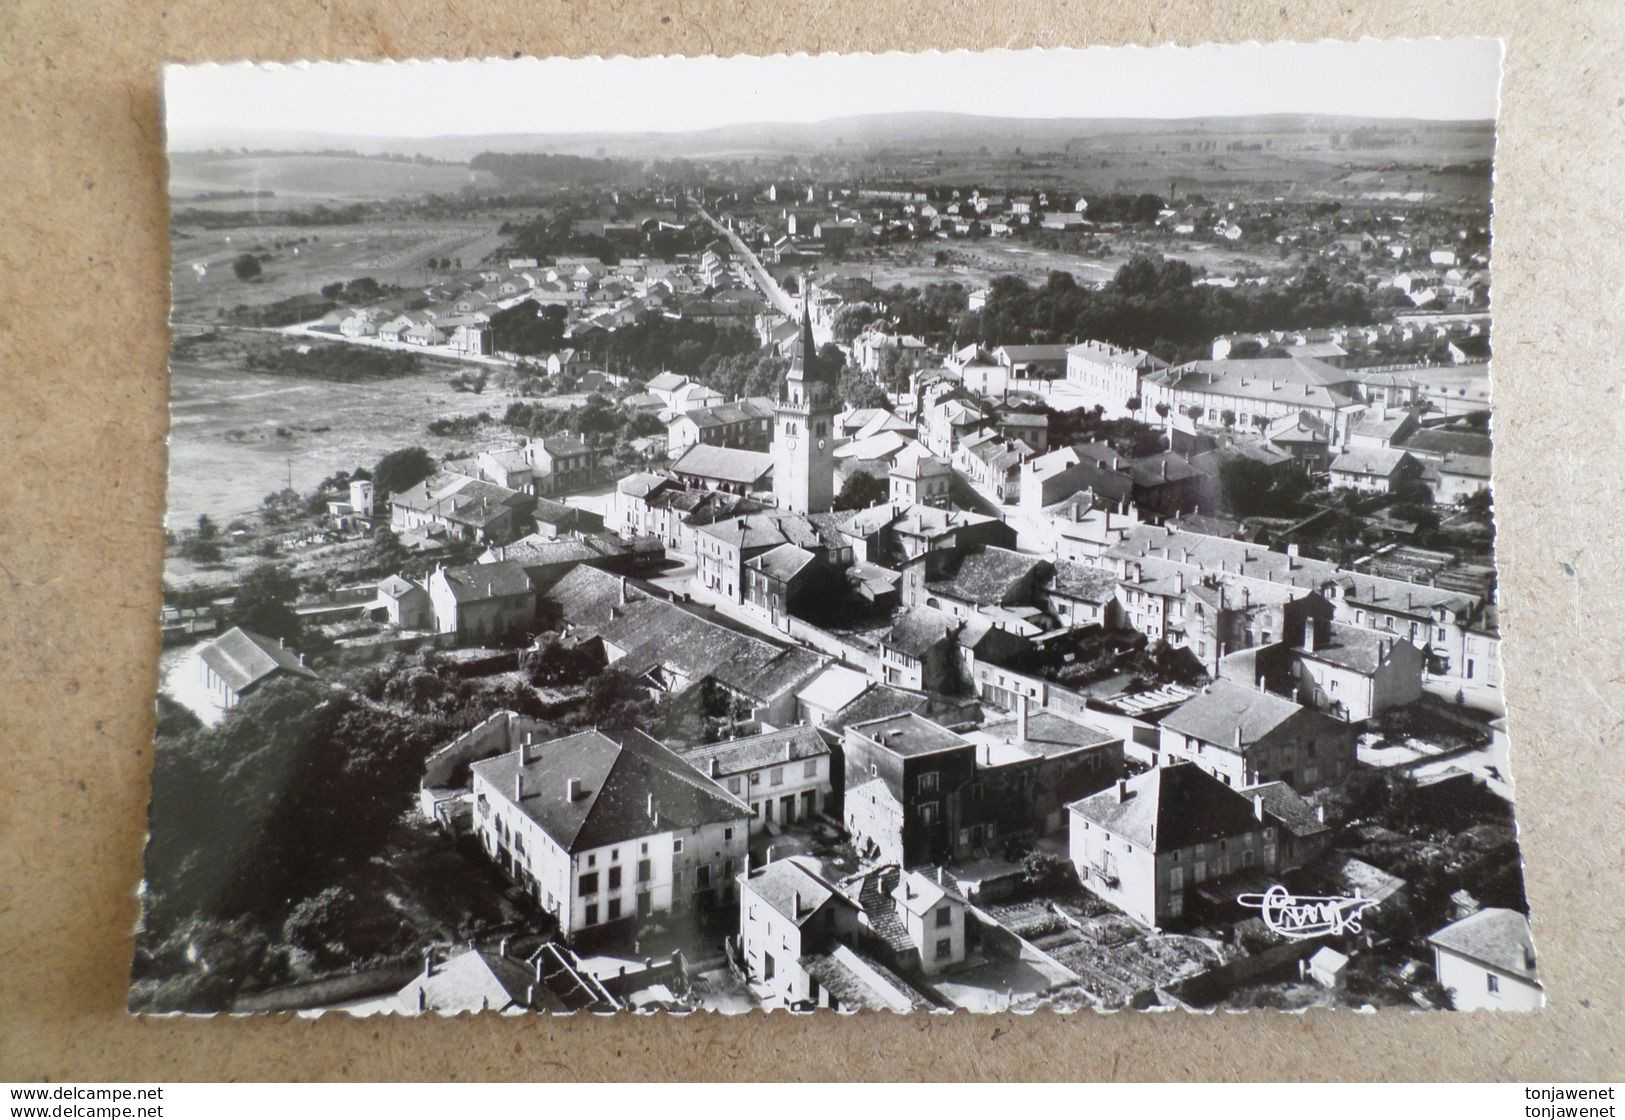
[772,289,837,514]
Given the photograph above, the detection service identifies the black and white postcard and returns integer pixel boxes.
[139,39,1537,1015]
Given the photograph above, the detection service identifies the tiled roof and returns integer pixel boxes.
[883,605,959,657]
[669,443,774,486]
[1428,908,1539,981]
[848,712,972,759]
[1159,679,1311,750]
[978,710,1119,758]
[1068,762,1267,851]
[436,560,534,604]
[1244,781,1328,839]
[471,728,747,853]
[745,543,819,582]
[197,626,319,694]
[678,724,828,777]
[925,545,1047,606]
[744,856,851,926]
[1298,622,1412,674]
[1047,560,1119,603]
[1331,447,1416,477]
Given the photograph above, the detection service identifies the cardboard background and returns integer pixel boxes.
[1,0,1622,1081]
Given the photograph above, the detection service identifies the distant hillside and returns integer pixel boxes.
[169,111,1496,163]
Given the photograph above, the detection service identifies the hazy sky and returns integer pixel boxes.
[166,39,1501,142]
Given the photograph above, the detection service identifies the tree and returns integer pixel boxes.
[524,635,598,689]
[371,447,436,498]
[1220,409,1236,429]
[231,253,261,282]
[369,527,407,574]
[836,472,889,511]
[1154,402,1171,420]
[195,514,218,541]
[230,564,302,643]
[179,537,223,564]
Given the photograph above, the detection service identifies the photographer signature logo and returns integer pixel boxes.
[1236,885,1377,940]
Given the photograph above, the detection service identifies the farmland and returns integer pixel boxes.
[169,152,497,205]
[165,331,517,528]
[168,220,512,323]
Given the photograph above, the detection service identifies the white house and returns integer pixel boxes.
[469,728,750,946]
[677,724,833,835]
[1428,908,1543,1011]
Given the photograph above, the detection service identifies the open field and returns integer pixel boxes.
[832,233,1291,292]
[169,153,498,205]
[169,221,511,321]
[166,344,521,527]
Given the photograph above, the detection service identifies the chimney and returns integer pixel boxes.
[1115,778,1128,803]
[1316,804,1326,823]
[514,771,524,802]
[1304,621,1317,652]
[1017,694,1029,741]
[1234,726,1243,752]
[416,987,427,1012]
[525,984,537,1008]
[566,777,581,802]
[1160,459,1168,481]
[278,636,285,648]
[619,576,628,605]
[1176,572,1185,594]
[499,936,511,959]
[1253,793,1265,821]
[708,757,719,778]
[793,889,804,918]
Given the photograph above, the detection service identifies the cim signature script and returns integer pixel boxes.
[1236,885,1378,939]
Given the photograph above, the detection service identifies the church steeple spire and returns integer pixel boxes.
[789,279,817,381]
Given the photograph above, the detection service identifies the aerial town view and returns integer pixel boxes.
[138,43,1539,1016]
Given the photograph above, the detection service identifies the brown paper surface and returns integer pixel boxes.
[0,0,1621,1082]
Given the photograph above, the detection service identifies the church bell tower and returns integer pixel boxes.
[773,286,835,514]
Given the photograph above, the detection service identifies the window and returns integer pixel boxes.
[935,938,953,961]
[917,771,939,794]
[584,904,598,926]
[578,872,599,897]
[724,859,735,878]
[673,838,684,854]
[587,854,596,868]
[724,827,734,842]
[638,859,651,883]
[728,776,742,794]
[696,865,712,889]
[936,906,952,929]
[770,767,785,787]
[640,842,648,855]
[607,898,622,921]
[919,801,939,826]
[750,772,762,786]
[1487,973,1500,994]
[608,866,622,890]
[804,759,819,779]
[752,802,761,818]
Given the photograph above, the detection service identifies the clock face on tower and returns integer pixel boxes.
[787,438,797,450]
[817,438,826,450]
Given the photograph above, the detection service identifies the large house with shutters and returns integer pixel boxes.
[469,728,750,947]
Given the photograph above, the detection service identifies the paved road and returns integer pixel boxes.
[692,201,833,347]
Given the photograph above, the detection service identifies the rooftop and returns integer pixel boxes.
[848,711,973,759]
[471,728,747,853]
[669,443,774,486]
[197,626,319,694]
[1160,679,1312,751]
[1068,762,1268,851]
[677,723,828,778]
[1428,907,1539,982]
